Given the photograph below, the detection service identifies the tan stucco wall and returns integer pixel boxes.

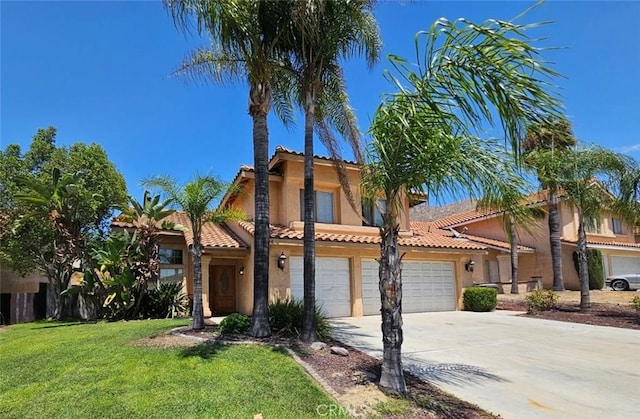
[231,240,482,317]
[0,265,47,294]
[230,156,412,231]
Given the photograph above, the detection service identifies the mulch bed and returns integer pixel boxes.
[497,301,640,330]
[297,340,498,419]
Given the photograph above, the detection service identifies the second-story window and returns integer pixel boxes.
[585,218,602,235]
[612,217,623,234]
[363,198,386,227]
[300,190,334,224]
[158,248,184,284]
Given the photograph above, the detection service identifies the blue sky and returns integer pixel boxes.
[2,1,640,202]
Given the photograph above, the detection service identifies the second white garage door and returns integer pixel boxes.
[610,256,640,275]
[361,259,456,315]
[290,256,351,318]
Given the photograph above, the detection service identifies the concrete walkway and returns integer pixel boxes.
[332,311,640,419]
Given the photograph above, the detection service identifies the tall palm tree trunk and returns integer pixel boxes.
[576,212,591,311]
[548,189,565,291]
[302,93,318,342]
[192,242,204,330]
[250,103,272,338]
[509,223,519,294]
[378,217,406,395]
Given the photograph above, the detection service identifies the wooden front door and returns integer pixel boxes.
[210,265,236,315]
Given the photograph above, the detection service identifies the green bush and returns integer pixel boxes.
[572,249,605,290]
[524,289,558,313]
[269,299,331,340]
[632,296,640,313]
[462,287,497,312]
[219,313,251,335]
[143,282,190,319]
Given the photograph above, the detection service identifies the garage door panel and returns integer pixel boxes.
[610,256,640,276]
[362,260,456,315]
[290,257,351,318]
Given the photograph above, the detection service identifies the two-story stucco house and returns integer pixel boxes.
[412,193,640,291]
[114,146,514,318]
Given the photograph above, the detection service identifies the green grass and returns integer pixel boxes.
[0,320,342,418]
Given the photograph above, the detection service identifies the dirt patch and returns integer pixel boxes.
[497,291,640,330]
[133,333,202,348]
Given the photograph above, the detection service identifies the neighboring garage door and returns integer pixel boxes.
[361,259,456,315]
[290,257,351,318]
[610,256,640,275]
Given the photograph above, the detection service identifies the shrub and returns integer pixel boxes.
[572,249,605,290]
[269,299,331,340]
[219,313,251,335]
[144,282,190,319]
[632,296,640,313]
[462,287,497,312]
[524,289,558,313]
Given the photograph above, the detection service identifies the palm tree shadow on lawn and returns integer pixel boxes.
[179,342,230,360]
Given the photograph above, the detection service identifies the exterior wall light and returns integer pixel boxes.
[239,265,244,276]
[277,252,287,270]
[465,260,475,272]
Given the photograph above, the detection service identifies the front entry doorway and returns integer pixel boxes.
[209,265,236,315]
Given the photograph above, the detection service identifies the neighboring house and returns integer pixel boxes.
[0,264,48,324]
[115,146,514,318]
[412,193,640,291]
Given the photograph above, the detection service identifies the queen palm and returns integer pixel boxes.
[361,7,563,394]
[143,174,239,330]
[477,180,544,294]
[283,0,381,342]
[523,119,577,291]
[164,0,295,336]
[527,145,630,310]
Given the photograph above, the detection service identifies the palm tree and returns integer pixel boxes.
[119,191,178,317]
[527,145,630,310]
[143,174,238,330]
[477,181,544,294]
[361,7,563,395]
[164,0,295,336]
[523,119,577,291]
[284,0,381,342]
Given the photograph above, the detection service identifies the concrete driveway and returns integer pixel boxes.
[332,311,640,418]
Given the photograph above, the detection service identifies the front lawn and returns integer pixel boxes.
[0,320,341,418]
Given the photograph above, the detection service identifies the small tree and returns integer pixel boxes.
[143,174,242,330]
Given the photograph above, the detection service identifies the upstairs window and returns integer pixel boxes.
[363,198,386,227]
[159,248,183,265]
[300,190,334,224]
[585,218,602,235]
[158,248,184,285]
[612,218,623,234]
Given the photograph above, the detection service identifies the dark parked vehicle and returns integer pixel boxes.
[605,274,640,291]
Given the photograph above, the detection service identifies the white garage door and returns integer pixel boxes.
[610,256,640,275]
[290,257,351,318]
[361,259,456,315]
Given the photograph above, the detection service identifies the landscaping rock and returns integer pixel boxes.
[330,346,349,357]
[310,342,327,351]
[351,370,377,385]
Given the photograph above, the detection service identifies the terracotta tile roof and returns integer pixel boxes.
[426,192,550,229]
[112,212,248,249]
[562,238,640,249]
[462,234,535,252]
[236,220,486,250]
[410,221,530,252]
[272,145,360,166]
